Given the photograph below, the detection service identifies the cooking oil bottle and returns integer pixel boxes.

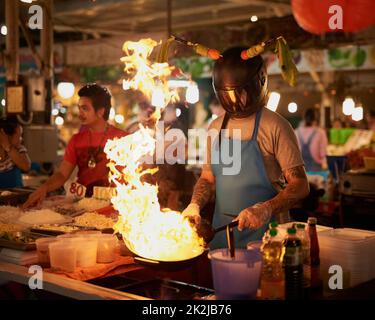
[283,227,304,300]
[296,223,311,296]
[260,228,285,300]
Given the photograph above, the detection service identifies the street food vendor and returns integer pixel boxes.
[0,116,31,188]
[182,47,310,249]
[23,83,127,208]
[296,108,328,172]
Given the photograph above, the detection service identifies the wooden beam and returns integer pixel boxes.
[5,0,19,83]
[41,0,54,79]
[19,18,43,71]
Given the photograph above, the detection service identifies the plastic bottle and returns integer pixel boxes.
[307,217,322,290]
[296,224,311,292]
[260,228,285,300]
[282,227,304,300]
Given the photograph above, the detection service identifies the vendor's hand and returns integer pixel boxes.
[235,202,272,231]
[22,185,48,210]
[182,203,201,225]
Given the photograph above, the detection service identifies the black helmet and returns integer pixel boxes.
[212,47,268,118]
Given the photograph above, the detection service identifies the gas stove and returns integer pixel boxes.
[87,270,214,300]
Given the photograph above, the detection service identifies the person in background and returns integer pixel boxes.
[0,117,31,188]
[23,83,127,208]
[125,94,156,134]
[296,108,328,172]
[332,118,344,129]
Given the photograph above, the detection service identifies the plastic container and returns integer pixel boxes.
[247,241,263,251]
[49,242,77,272]
[97,234,117,263]
[74,238,98,268]
[208,248,262,300]
[74,230,102,237]
[56,234,79,240]
[35,237,59,266]
[58,237,98,268]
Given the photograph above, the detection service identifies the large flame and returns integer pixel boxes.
[105,127,204,261]
[121,38,179,113]
[105,39,204,262]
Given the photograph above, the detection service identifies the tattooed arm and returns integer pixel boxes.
[191,171,215,209]
[236,165,309,230]
[266,165,310,216]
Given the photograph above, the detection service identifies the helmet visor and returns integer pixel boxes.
[215,86,249,115]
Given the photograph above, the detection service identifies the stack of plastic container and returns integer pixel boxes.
[318,228,375,287]
[36,231,119,272]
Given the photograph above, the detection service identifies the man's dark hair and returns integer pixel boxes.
[0,116,18,136]
[78,83,112,120]
[304,108,317,127]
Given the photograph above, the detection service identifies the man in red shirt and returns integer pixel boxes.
[23,83,127,208]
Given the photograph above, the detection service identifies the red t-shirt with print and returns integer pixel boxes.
[64,124,127,196]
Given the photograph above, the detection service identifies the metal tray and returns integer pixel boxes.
[0,231,49,251]
[0,239,36,251]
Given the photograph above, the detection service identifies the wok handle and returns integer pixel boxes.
[226,225,235,258]
[214,220,239,233]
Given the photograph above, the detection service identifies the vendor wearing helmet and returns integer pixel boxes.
[183,47,309,249]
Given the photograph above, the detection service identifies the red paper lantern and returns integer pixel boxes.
[292,0,375,34]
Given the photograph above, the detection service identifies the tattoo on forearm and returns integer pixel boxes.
[267,166,308,215]
[285,166,306,181]
[191,178,214,209]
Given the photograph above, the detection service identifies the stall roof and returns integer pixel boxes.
[52,0,291,36]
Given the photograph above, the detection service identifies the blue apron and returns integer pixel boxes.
[0,167,23,188]
[210,109,278,249]
[297,129,322,172]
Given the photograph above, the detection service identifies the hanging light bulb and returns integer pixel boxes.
[266,92,281,112]
[351,105,363,122]
[175,108,182,117]
[342,97,355,116]
[288,102,298,113]
[57,82,75,99]
[55,116,64,126]
[186,83,199,104]
[151,87,166,108]
[1,25,7,36]
[1,99,5,107]
[115,114,124,124]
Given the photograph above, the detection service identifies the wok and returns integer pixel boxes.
[132,250,208,272]
[126,217,239,271]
